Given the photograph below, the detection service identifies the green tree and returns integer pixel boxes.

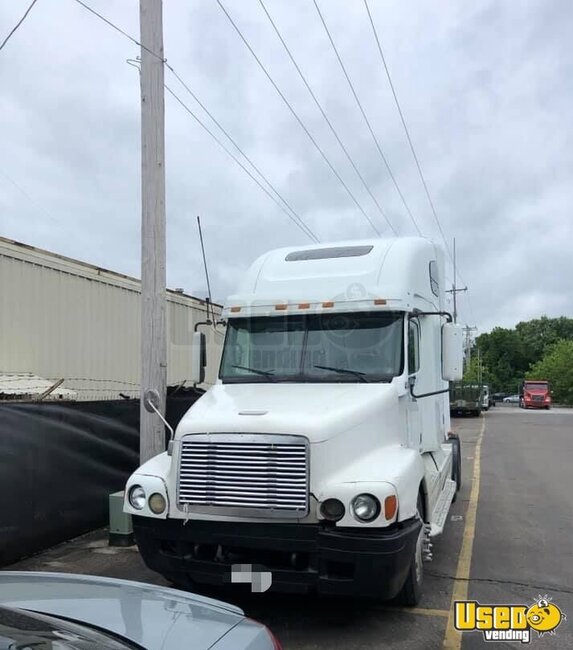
[463,353,491,386]
[476,327,527,393]
[475,317,573,394]
[515,316,573,368]
[527,339,573,406]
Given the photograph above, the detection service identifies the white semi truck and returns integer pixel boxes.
[124,237,464,605]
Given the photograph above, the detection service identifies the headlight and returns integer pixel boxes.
[319,498,345,522]
[351,493,380,522]
[128,485,146,510]
[149,492,166,514]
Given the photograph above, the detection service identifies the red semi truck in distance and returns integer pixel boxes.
[520,380,551,409]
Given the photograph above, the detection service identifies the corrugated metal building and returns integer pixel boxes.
[0,237,223,400]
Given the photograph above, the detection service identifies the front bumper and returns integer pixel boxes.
[133,515,421,599]
[523,400,549,408]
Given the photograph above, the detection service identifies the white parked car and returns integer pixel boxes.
[503,394,521,403]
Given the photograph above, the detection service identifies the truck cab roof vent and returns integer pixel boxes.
[285,245,373,262]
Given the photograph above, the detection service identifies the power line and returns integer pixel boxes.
[165,67,317,242]
[312,0,422,236]
[363,0,478,319]
[165,83,318,241]
[363,0,450,253]
[216,0,382,236]
[257,0,397,235]
[0,0,40,52]
[72,0,318,242]
[0,169,58,223]
[73,0,160,60]
[360,0,476,320]
[364,0,475,322]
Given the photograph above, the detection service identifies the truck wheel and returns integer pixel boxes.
[394,494,424,607]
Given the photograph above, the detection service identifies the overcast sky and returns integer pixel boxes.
[1,0,572,333]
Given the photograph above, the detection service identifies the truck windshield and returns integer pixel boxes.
[219,312,404,383]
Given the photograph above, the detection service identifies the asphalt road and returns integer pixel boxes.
[6,406,573,649]
[463,405,573,650]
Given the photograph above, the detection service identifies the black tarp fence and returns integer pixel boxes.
[0,391,203,567]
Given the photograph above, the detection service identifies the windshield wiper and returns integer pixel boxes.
[231,364,275,377]
[313,364,369,383]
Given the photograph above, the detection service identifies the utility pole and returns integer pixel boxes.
[140,0,167,463]
[462,325,478,368]
[445,238,467,324]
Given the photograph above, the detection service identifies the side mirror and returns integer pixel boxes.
[191,331,207,384]
[442,322,463,381]
[143,389,174,452]
[143,388,161,413]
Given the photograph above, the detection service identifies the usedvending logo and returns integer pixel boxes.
[454,596,566,643]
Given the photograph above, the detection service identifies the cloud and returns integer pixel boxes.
[1,0,571,332]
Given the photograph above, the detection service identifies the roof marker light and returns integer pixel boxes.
[230,306,241,313]
[275,304,288,311]
[374,299,387,305]
[322,301,334,308]
[298,302,311,309]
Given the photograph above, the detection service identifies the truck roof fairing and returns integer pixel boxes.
[223,237,444,318]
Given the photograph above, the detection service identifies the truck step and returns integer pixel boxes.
[429,478,457,537]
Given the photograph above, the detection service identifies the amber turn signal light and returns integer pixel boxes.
[384,495,397,520]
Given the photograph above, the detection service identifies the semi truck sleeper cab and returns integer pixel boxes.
[124,237,464,605]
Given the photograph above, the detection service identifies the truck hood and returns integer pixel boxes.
[177,382,400,443]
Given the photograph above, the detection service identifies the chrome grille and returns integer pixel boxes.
[178,434,309,517]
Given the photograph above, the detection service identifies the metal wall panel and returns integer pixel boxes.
[0,238,223,400]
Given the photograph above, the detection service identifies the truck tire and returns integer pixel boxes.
[394,493,424,607]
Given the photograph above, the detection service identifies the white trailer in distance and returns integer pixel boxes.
[125,237,464,605]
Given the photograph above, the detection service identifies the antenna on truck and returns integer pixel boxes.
[196,215,215,324]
